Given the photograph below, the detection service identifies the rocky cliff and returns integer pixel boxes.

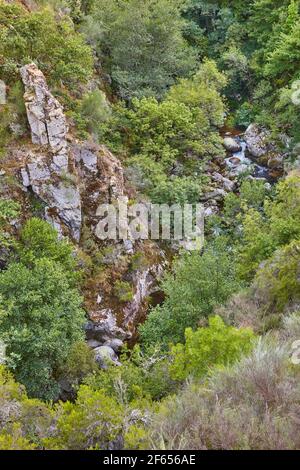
[0,63,163,358]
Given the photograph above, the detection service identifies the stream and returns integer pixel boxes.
[224,134,271,181]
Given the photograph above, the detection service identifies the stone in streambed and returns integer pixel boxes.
[223,137,242,153]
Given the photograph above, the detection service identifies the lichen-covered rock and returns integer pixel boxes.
[212,172,236,192]
[244,124,285,176]
[104,338,124,353]
[20,63,68,157]
[201,188,227,202]
[244,124,269,159]
[20,151,81,241]
[123,265,164,328]
[18,63,82,240]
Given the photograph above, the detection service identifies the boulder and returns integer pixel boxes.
[87,339,102,349]
[204,205,219,217]
[94,346,121,369]
[104,338,124,353]
[223,137,242,153]
[212,172,236,192]
[244,124,270,159]
[201,188,227,202]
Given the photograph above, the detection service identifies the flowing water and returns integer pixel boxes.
[225,135,270,180]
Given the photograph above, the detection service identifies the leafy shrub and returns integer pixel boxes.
[85,345,176,402]
[140,238,241,349]
[0,426,36,450]
[114,280,134,303]
[169,316,255,381]
[0,365,52,447]
[60,341,97,390]
[237,173,300,281]
[254,240,300,312]
[43,385,125,450]
[80,89,111,135]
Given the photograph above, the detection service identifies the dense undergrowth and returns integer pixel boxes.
[0,0,300,450]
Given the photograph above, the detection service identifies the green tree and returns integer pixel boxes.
[254,240,300,312]
[18,218,78,282]
[237,174,300,281]
[99,60,226,203]
[0,2,93,87]
[140,238,241,349]
[0,259,86,400]
[82,0,196,99]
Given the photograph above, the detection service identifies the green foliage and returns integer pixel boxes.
[0,199,20,249]
[0,425,36,450]
[150,335,300,450]
[166,58,227,126]
[114,280,134,303]
[43,385,125,449]
[237,174,300,280]
[254,240,300,312]
[223,179,268,220]
[0,259,86,400]
[169,316,255,381]
[60,341,97,389]
[83,0,196,100]
[0,365,53,448]
[0,81,27,153]
[18,218,78,281]
[80,89,111,135]
[100,60,226,203]
[140,238,241,349]
[0,1,93,88]
[264,2,300,82]
[0,199,20,228]
[85,345,175,402]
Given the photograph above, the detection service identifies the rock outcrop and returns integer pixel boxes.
[85,310,130,344]
[20,63,82,240]
[20,63,68,159]
[20,150,82,240]
[123,264,164,329]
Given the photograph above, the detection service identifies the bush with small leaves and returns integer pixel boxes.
[169,316,255,381]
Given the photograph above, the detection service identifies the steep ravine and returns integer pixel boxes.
[0,64,285,373]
